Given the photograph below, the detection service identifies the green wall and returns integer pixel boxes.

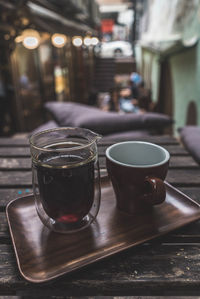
[136,43,200,135]
[137,48,160,104]
[170,45,200,134]
[151,54,161,104]
[135,1,200,136]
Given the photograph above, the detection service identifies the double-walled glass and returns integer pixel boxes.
[29,127,101,234]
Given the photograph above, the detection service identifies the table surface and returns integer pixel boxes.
[1,135,200,297]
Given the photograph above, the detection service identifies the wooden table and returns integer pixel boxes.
[1,135,200,296]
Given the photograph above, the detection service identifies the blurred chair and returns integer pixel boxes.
[31,101,173,140]
[178,126,200,164]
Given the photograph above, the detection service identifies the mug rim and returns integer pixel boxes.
[106,141,170,168]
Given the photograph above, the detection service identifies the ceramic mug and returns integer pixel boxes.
[106,141,170,214]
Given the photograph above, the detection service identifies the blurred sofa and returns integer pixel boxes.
[179,126,200,164]
[32,101,173,140]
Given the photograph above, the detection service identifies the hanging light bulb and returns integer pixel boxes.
[83,36,92,46]
[72,36,83,47]
[91,37,99,46]
[22,29,40,49]
[23,36,39,49]
[51,33,67,48]
[15,35,24,43]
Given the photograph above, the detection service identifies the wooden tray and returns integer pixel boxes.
[6,178,200,283]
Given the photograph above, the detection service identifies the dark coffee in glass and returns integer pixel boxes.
[35,147,95,224]
[30,128,101,234]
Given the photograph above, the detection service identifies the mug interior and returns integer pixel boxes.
[106,141,170,167]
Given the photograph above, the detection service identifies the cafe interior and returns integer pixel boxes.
[2,1,200,296]
[0,0,101,134]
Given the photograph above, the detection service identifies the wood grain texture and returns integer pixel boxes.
[1,136,200,296]
[166,169,200,186]
[4,211,200,243]
[0,189,32,210]
[1,169,200,187]
[169,156,198,168]
[0,138,29,146]
[0,158,31,169]
[0,171,32,187]
[0,145,188,158]
[0,135,179,147]
[1,243,200,295]
[100,135,179,145]
[6,180,200,283]
[0,147,30,157]
[0,155,197,171]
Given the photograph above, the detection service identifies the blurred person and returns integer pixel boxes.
[100,92,110,111]
[100,88,120,112]
[20,72,31,89]
[130,72,142,85]
[137,81,152,112]
[88,87,98,106]
[129,72,143,100]
[129,72,152,112]
[119,87,140,113]
[108,87,120,112]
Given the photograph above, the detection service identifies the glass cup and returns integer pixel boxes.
[29,127,101,234]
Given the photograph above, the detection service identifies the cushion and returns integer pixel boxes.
[45,101,173,135]
[30,120,59,136]
[179,126,200,163]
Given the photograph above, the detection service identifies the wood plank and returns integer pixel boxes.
[0,171,32,187]
[0,135,179,148]
[155,145,188,155]
[0,155,197,171]
[0,147,30,157]
[0,213,10,241]
[0,189,32,210]
[0,138,29,146]
[0,135,178,147]
[100,135,179,145]
[169,156,198,168]
[1,136,200,296]
[0,169,200,188]
[179,187,200,202]
[0,144,188,158]
[0,158,31,170]
[1,243,200,295]
[167,169,200,187]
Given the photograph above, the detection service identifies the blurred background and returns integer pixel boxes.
[0,0,199,136]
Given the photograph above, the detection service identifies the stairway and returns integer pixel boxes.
[94,58,116,92]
